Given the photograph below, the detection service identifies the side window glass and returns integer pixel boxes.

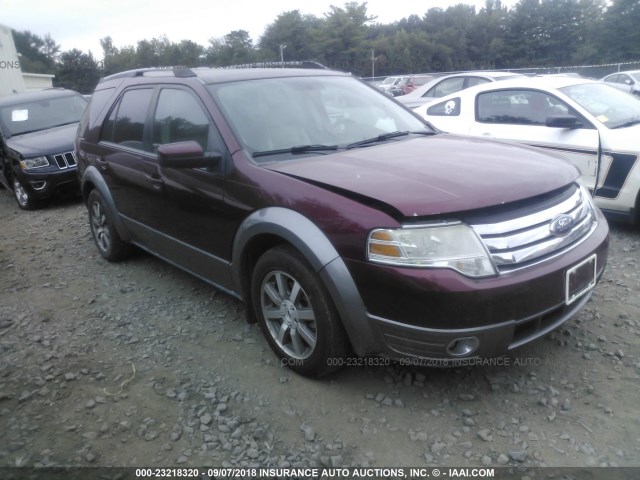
[427,98,461,116]
[431,78,465,98]
[152,88,217,153]
[101,88,153,151]
[477,90,572,126]
[467,77,491,88]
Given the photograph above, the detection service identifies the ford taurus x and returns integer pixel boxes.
[75,68,609,377]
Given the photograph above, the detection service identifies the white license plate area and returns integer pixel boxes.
[565,254,597,305]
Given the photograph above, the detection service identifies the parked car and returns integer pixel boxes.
[601,70,640,97]
[0,88,87,209]
[76,67,608,377]
[377,75,412,96]
[397,71,524,109]
[415,76,640,224]
[390,75,434,97]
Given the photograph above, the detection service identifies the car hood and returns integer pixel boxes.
[265,135,579,218]
[6,123,78,157]
[603,122,640,146]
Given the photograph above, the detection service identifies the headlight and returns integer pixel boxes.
[580,183,600,221]
[20,156,49,170]
[367,222,497,277]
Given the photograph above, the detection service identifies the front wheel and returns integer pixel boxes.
[88,189,131,261]
[251,246,349,377]
[13,178,40,210]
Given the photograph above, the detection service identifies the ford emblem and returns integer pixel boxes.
[549,214,574,236]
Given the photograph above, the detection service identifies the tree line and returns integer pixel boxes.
[12,0,640,94]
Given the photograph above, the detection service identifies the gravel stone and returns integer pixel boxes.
[0,198,637,469]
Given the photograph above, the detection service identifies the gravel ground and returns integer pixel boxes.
[0,191,639,472]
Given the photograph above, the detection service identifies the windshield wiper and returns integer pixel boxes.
[252,144,338,158]
[346,130,433,149]
[611,119,640,129]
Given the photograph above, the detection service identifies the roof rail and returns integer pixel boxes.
[222,60,328,70]
[100,66,196,83]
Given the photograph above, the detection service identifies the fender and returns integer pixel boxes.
[231,207,376,355]
[81,165,132,242]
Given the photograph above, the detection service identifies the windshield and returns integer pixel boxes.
[631,72,640,82]
[207,75,430,160]
[560,83,640,129]
[381,77,398,85]
[0,94,87,138]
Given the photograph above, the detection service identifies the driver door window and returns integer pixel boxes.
[152,88,219,155]
[477,90,572,126]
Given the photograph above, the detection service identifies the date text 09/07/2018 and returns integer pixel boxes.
[135,467,496,478]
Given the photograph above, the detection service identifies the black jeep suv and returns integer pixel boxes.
[0,88,87,209]
[75,67,608,377]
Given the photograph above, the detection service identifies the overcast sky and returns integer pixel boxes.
[2,0,518,60]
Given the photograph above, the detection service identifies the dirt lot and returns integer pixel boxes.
[0,190,639,472]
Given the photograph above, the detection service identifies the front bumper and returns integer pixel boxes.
[340,212,609,361]
[368,284,594,362]
[18,167,80,200]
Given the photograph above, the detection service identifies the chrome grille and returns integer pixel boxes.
[52,151,77,169]
[471,185,597,272]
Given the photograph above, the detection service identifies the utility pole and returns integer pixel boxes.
[371,49,375,79]
[280,45,287,68]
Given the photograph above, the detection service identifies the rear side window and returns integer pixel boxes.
[78,87,115,139]
[425,77,465,98]
[427,98,461,116]
[101,88,153,151]
[467,77,491,88]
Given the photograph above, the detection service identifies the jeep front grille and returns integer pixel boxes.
[52,151,77,169]
[470,185,597,273]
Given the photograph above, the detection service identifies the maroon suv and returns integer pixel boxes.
[75,67,609,377]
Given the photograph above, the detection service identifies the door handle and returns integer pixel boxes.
[144,174,163,190]
[94,156,108,171]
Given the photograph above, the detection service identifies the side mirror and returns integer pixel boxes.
[545,115,582,129]
[157,141,221,169]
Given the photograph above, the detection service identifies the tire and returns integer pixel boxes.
[251,245,349,378]
[13,177,40,210]
[88,189,131,261]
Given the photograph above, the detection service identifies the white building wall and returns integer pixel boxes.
[0,23,26,97]
[23,73,54,91]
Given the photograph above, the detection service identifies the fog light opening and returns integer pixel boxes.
[446,337,479,357]
[31,181,46,190]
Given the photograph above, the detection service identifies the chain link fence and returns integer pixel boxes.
[503,60,640,80]
[362,60,640,83]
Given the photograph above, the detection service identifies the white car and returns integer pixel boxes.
[396,71,524,109]
[377,75,412,95]
[601,70,640,97]
[415,76,640,223]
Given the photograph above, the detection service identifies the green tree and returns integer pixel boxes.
[259,10,323,62]
[136,36,172,67]
[55,49,101,94]
[165,40,205,66]
[601,0,640,61]
[100,37,138,75]
[206,30,256,66]
[12,30,60,73]
[317,2,376,74]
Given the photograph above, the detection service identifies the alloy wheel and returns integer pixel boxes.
[90,200,111,253]
[260,270,317,360]
[13,180,29,208]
